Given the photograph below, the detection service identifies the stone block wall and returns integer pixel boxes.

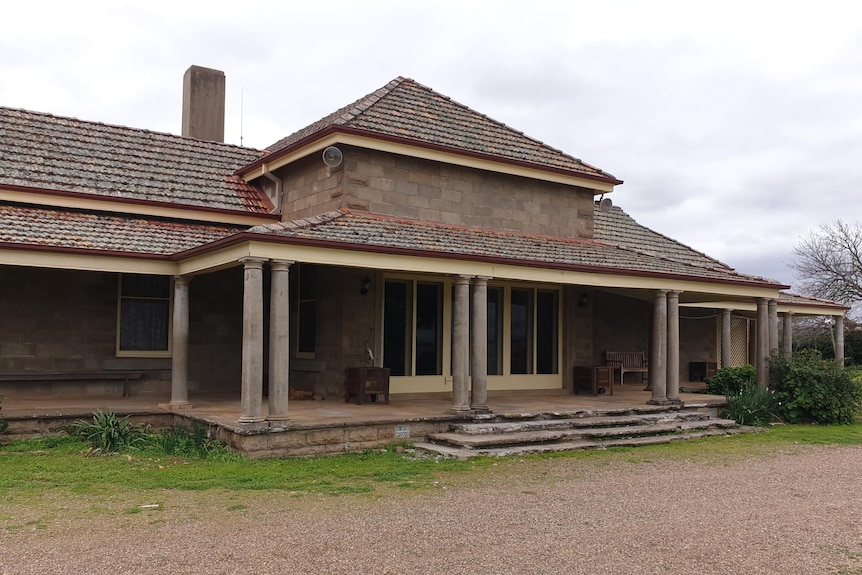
[274,146,596,239]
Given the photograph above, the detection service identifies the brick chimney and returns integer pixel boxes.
[181,65,225,142]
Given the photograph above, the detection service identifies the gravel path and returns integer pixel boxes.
[3,445,862,574]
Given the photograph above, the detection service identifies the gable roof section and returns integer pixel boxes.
[0,203,244,256]
[253,78,620,185]
[242,209,785,288]
[0,107,270,214]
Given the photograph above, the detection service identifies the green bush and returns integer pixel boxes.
[722,382,779,426]
[0,395,8,434]
[769,349,862,424]
[706,365,757,395]
[154,421,224,458]
[69,410,147,454]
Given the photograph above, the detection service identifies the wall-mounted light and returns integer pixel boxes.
[578,292,589,308]
[360,276,371,296]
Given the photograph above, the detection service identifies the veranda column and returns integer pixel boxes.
[666,290,681,403]
[835,315,846,367]
[239,258,266,425]
[756,298,769,387]
[768,299,779,354]
[470,276,489,413]
[721,309,732,369]
[267,260,293,424]
[450,276,471,413]
[782,312,794,356]
[648,290,668,404]
[168,276,192,409]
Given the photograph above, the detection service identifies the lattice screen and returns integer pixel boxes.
[716,315,751,368]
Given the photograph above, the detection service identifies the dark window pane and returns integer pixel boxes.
[384,282,409,376]
[297,301,316,353]
[119,299,169,351]
[510,289,533,374]
[536,290,558,374]
[487,287,503,375]
[121,274,170,298]
[415,283,442,375]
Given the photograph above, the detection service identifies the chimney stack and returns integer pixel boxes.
[181,65,225,143]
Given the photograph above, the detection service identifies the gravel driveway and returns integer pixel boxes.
[3,445,862,574]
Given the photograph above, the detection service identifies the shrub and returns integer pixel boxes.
[154,421,224,458]
[69,410,147,454]
[722,382,779,426]
[706,365,757,395]
[769,349,862,425]
[0,395,8,434]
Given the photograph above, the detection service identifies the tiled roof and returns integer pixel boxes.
[247,209,784,287]
[0,107,270,213]
[0,204,244,256]
[594,202,733,270]
[778,291,849,310]
[264,78,619,183]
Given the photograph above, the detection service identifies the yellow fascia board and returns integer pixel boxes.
[0,248,176,275]
[242,133,616,193]
[176,243,259,276]
[0,187,272,227]
[681,300,845,317]
[780,303,846,317]
[243,240,782,299]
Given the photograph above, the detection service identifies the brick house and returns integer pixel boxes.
[0,66,847,427]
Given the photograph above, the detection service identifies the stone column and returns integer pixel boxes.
[835,315,846,367]
[768,299,779,354]
[450,276,471,413]
[267,260,293,424]
[470,276,489,413]
[666,291,681,403]
[782,312,794,356]
[756,298,769,388]
[648,290,668,404]
[721,309,732,369]
[239,258,266,425]
[168,276,192,409]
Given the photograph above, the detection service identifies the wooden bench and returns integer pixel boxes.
[604,351,648,386]
[0,371,145,397]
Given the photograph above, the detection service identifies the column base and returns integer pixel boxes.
[470,405,491,414]
[266,415,291,429]
[665,398,684,406]
[159,401,193,411]
[449,406,471,415]
[237,418,268,431]
[646,398,672,406]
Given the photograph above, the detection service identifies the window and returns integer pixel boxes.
[118,274,171,354]
[487,287,504,375]
[296,264,317,355]
[383,280,443,376]
[510,287,559,375]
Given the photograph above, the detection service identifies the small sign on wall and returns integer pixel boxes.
[394,424,411,439]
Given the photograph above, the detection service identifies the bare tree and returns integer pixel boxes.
[792,220,862,304]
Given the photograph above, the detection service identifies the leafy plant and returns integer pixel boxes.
[154,421,225,458]
[69,410,146,454]
[722,382,779,426]
[769,349,862,425]
[0,395,8,434]
[706,365,757,395]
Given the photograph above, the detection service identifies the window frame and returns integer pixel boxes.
[116,273,173,358]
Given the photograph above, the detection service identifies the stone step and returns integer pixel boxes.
[416,426,756,460]
[447,411,710,435]
[428,418,736,449]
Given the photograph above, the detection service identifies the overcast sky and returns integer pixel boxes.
[3,0,861,289]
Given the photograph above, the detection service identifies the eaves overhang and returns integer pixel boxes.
[239,126,623,193]
[0,184,280,227]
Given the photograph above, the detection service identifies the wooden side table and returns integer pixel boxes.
[573,366,614,396]
[345,367,391,404]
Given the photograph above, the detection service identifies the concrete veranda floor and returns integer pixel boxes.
[1,381,724,431]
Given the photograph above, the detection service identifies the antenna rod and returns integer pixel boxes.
[240,87,244,146]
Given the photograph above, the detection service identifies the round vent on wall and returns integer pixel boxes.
[322,146,343,168]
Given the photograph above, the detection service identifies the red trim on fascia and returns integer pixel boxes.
[172,231,789,290]
[1,184,281,221]
[236,126,624,186]
[0,242,174,260]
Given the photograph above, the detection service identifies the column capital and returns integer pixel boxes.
[472,276,490,286]
[455,275,473,285]
[173,275,191,286]
[239,257,267,269]
[270,259,294,271]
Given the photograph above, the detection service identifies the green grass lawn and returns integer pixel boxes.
[3,423,862,533]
